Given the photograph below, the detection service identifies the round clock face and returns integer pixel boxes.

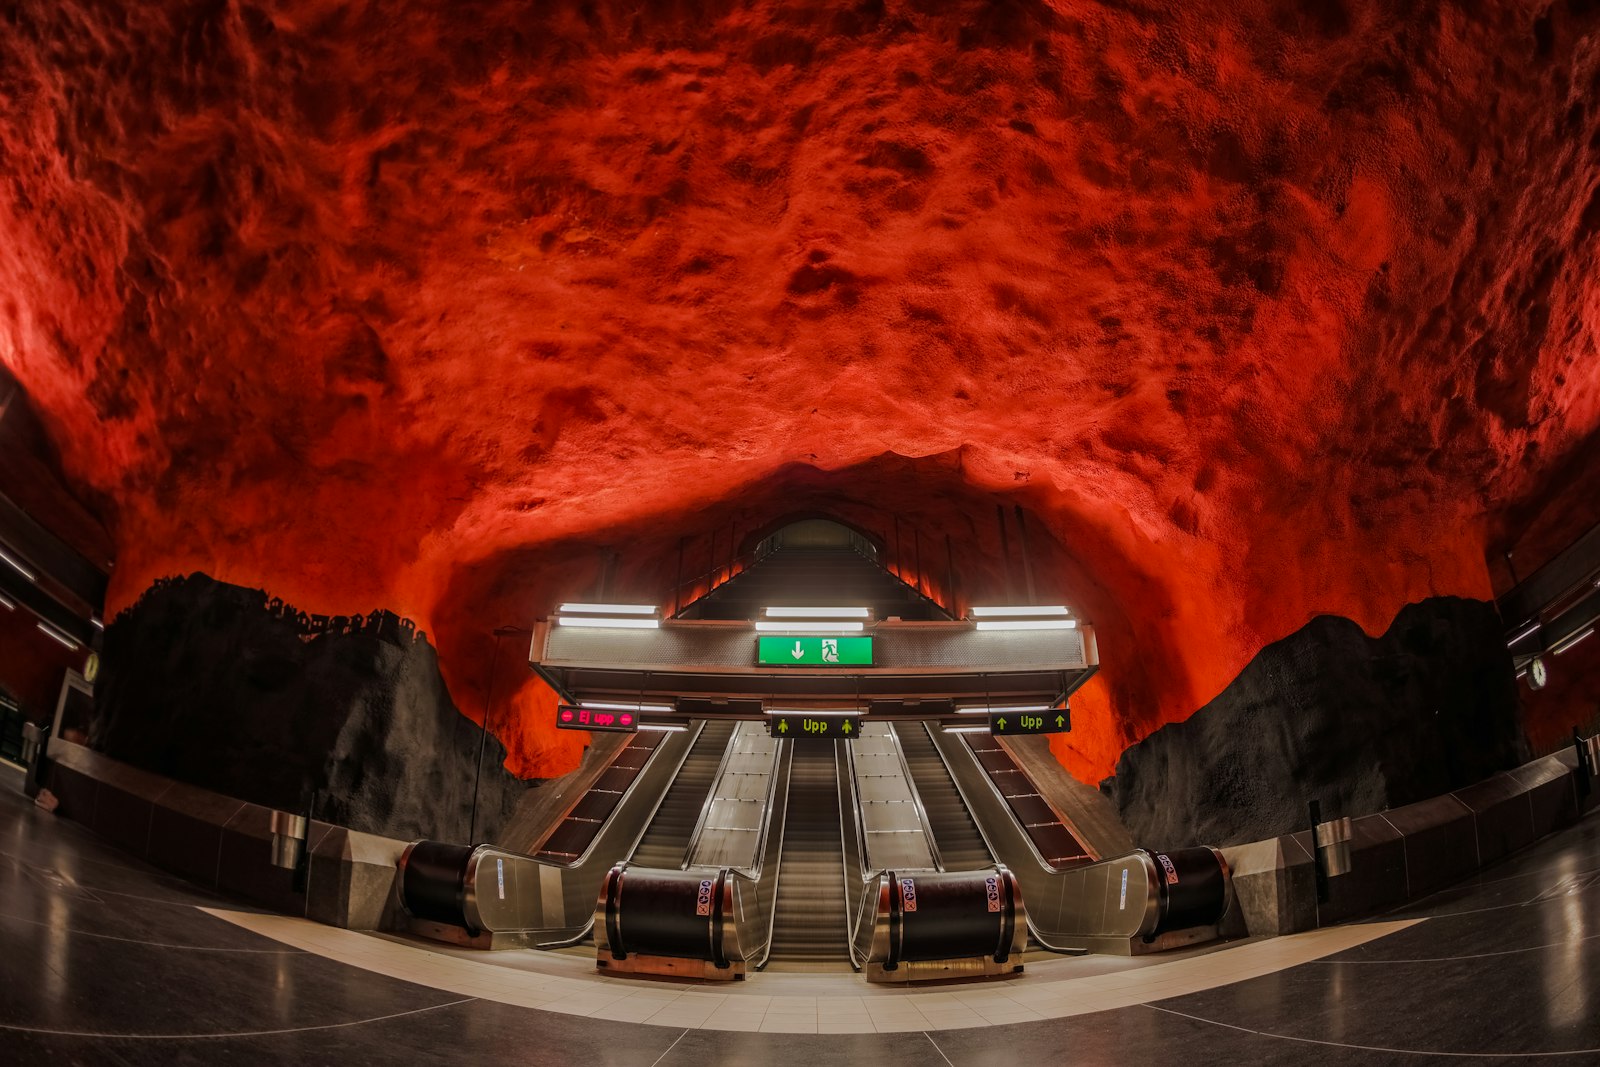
[1529,657,1548,691]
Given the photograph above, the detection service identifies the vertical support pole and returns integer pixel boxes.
[996,505,1014,601]
[913,526,925,598]
[1575,727,1593,800]
[727,517,737,582]
[1308,799,1328,906]
[1014,504,1036,604]
[707,527,718,594]
[892,515,903,582]
[672,536,686,618]
[469,633,505,844]
[945,534,958,618]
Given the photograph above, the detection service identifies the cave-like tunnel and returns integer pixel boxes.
[2,1,1600,1063]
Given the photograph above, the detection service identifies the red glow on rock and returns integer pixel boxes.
[1,3,1597,782]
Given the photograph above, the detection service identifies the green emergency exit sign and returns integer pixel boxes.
[757,635,873,666]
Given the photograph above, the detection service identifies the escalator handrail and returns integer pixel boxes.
[926,723,1082,878]
[538,720,707,872]
[838,739,880,970]
[747,739,794,968]
[924,723,1161,948]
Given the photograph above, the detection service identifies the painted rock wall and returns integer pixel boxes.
[1104,597,1524,848]
[92,573,531,842]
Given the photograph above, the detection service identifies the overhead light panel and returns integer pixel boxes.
[91,617,104,630]
[943,725,991,734]
[559,603,658,615]
[37,622,80,651]
[969,605,1071,617]
[555,615,660,629]
[764,607,871,618]
[763,708,861,717]
[754,621,866,633]
[0,593,13,610]
[975,619,1078,631]
[0,547,37,582]
[637,723,687,733]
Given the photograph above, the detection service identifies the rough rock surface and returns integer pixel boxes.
[2,2,1599,784]
[92,573,531,842]
[1103,596,1525,849]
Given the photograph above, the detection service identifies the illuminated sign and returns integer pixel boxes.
[767,713,861,740]
[987,708,1069,736]
[556,705,640,733]
[757,636,873,666]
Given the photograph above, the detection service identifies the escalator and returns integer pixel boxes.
[893,722,992,870]
[766,739,850,963]
[628,719,737,868]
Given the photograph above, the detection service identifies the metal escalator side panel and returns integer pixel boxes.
[883,723,945,870]
[627,720,736,869]
[852,723,939,873]
[687,721,784,873]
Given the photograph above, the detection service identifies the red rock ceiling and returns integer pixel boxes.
[3,1,1599,782]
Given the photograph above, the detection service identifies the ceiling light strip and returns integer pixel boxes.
[764,606,871,618]
[558,603,658,615]
[577,701,675,713]
[974,619,1078,631]
[0,547,38,582]
[0,593,13,611]
[555,616,660,629]
[753,621,866,633]
[969,605,1071,617]
[36,622,81,651]
[1507,620,1541,645]
[637,723,687,733]
[1552,627,1595,656]
[954,704,1056,715]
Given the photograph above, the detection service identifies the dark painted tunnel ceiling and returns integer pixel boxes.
[2,1,1599,780]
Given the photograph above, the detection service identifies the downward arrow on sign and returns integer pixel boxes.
[792,641,804,659]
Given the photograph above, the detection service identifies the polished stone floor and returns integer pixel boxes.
[3,769,1598,1065]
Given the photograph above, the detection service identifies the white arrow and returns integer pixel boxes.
[792,641,804,659]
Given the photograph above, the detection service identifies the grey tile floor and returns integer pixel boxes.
[3,774,1598,1064]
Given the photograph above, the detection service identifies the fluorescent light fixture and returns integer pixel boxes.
[764,607,871,618]
[1515,668,1528,680]
[559,603,658,615]
[955,704,1055,715]
[969,605,1071,617]
[0,593,13,610]
[975,619,1078,631]
[36,622,80,651]
[637,723,687,733]
[579,700,674,713]
[754,621,866,633]
[763,708,861,717]
[91,617,104,630]
[0,547,37,582]
[943,725,991,734]
[1508,620,1541,645]
[555,615,660,629]
[1553,627,1595,656]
